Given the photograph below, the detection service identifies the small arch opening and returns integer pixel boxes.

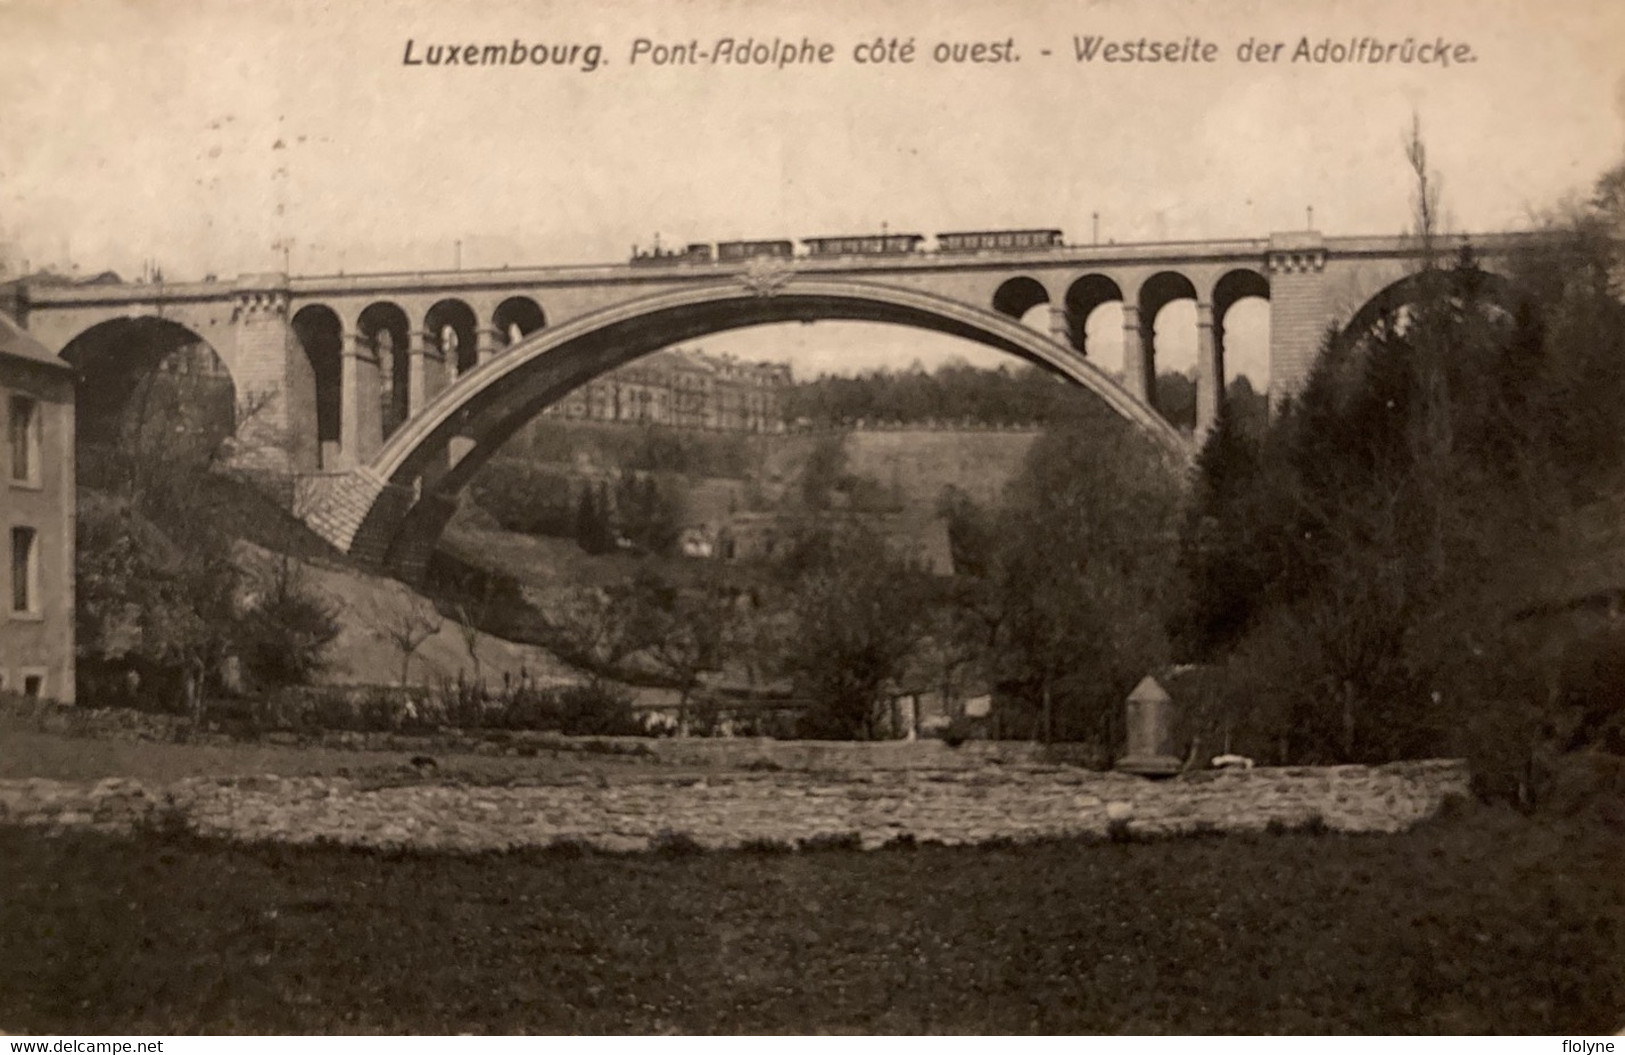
[992,276,1050,322]
[1137,271,1200,426]
[358,302,411,440]
[426,299,480,376]
[291,304,343,469]
[493,296,546,349]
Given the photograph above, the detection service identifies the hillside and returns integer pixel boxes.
[453,424,1037,589]
[841,428,1038,509]
[235,542,577,688]
[479,423,1037,520]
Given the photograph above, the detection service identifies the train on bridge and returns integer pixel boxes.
[630,228,1066,266]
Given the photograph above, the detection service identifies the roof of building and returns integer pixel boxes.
[0,310,70,371]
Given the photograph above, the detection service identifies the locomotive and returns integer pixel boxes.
[629,242,715,267]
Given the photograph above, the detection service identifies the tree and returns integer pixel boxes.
[1406,111,1443,261]
[368,594,444,687]
[469,457,575,536]
[74,356,332,718]
[536,582,646,687]
[1171,400,1267,660]
[936,484,996,578]
[449,574,499,686]
[614,470,687,555]
[574,484,614,554]
[1153,371,1197,432]
[986,413,1184,745]
[237,554,341,690]
[1177,148,1625,767]
[75,494,237,717]
[632,571,736,735]
[772,523,932,739]
[799,433,848,509]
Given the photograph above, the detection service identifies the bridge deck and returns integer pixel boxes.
[17,230,1540,306]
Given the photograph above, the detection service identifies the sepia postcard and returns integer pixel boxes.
[1,0,1623,1038]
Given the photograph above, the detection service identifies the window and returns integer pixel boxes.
[22,673,43,699]
[9,394,41,485]
[11,526,37,614]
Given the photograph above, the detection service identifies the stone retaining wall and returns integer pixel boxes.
[0,761,1470,853]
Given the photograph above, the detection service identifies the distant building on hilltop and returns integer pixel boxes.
[544,346,790,432]
[0,310,74,702]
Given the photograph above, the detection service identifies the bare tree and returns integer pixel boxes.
[536,584,644,688]
[450,576,498,686]
[368,595,444,686]
[1406,111,1443,265]
[640,576,735,736]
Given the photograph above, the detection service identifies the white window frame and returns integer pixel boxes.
[10,524,40,618]
[8,392,43,489]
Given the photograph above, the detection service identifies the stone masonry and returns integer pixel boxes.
[0,760,1470,854]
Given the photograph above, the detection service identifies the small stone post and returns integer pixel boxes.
[1115,675,1181,777]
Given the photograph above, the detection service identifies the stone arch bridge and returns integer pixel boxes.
[6,229,1532,575]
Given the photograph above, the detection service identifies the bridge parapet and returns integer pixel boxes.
[16,230,1550,311]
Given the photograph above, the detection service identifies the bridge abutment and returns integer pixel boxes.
[1266,234,1329,402]
[293,467,414,564]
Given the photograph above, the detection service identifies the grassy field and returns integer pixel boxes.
[0,718,688,786]
[0,807,1619,1034]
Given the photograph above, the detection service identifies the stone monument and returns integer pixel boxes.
[1115,675,1182,777]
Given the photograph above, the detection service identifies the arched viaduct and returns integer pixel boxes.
[6,228,1536,574]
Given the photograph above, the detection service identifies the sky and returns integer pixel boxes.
[2,0,1623,384]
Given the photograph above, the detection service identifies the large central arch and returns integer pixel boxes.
[299,274,1190,574]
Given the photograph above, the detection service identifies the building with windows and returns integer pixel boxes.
[545,346,791,432]
[1,311,74,702]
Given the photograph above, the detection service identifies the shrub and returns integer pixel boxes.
[1297,812,1330,836]
[1263,815,1330,836]
[796,831,863,853]
[135,798,195,843]
[649,830,707,857]
[940,717,975,748]
[469,458,576,537]
[237,557,340,691]
[738,837,793,854]
[542,835,594,858]
[1458,622,1625,812]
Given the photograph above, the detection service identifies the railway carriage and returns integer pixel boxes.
[631,227,1068,265]
[802,233,927,257]
[715,239,796,262]
[935,229,1065,252]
